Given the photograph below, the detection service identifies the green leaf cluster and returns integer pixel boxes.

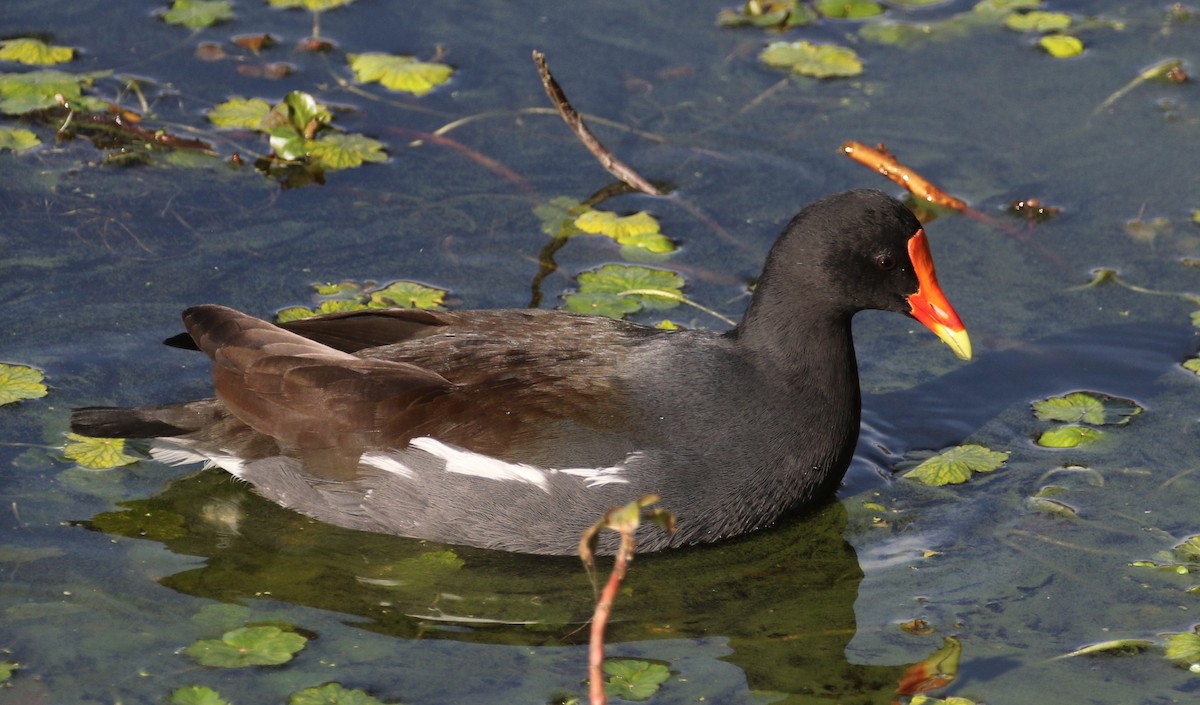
[574,209,676,255]
[209,91,387,173]
[563,264,685,319]
[759,41,863,78]
[184,625,307,667]
[603,659,671,701]
[1032,391,1140,448]
[0,38,74,66]
[276,279,446,322]
[0,69,107,115]
[170,686,230,705]
[902,444,1009,486]
[349,53,453,96]
[718,1,818,29]
[90,501,188,541]
[269,0,358,11]
[0,661,18,684]
[1165,630,1200,672]
[0,363,47,405]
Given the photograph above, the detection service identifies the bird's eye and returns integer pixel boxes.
[875,254,896,271]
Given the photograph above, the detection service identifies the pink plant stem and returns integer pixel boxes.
[589,544,630,705]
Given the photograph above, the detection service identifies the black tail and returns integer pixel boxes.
[70,401,223,439]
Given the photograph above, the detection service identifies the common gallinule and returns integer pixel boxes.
[72,189,970,554]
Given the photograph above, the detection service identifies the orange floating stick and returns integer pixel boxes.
[841,141,969,211]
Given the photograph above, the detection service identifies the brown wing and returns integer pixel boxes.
[183,305,454,477]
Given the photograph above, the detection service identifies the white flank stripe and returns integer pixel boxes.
[361,451,415,478]
[149,443,210,467]
[410,437,549,491]
[557,463,631,487]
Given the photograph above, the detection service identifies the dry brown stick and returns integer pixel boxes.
[533,50,664,197]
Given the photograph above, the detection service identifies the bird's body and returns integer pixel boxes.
[72,189,971,554]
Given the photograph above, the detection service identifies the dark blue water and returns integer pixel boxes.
[3,1,1199,703]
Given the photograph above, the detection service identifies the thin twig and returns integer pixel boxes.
[532,50,664,197]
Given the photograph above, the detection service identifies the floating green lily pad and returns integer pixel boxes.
[1174,535,1200,563]
[367,280,446,309]
[209,97,273,129]
[0,127,41,152]
[564,264,685,319]
[1004,10,1071,32]
[185,625,307,668]
[534,196,586,238]
[289,682,397,705]
[308,133,388,169]
[62,432,139,469]
[0,38,74,66]
[815,0,884,19]
[0,363,47,405]
[348,53,454,96]
[1032,392,1141,426]
[760,41,863,79]
[1038,34,1084,58]
[170,685,231,705]
[603,659,671,701]
[0,661,17,683]
[902,444,1010,486]
[0,69,105,115]
[972,0,1043,18]
[162,0,234,29]
[1037,424,1104,448]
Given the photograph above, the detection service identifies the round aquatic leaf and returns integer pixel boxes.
[0,127,40,152]
[0,38,75,66]
[0,69,100,115]
[815,0,884,19]
[63,433,139,469]
[162,0,234,29]
[0,363,47,405]
[575,210,660,241]
[348,53,453,96]
[185,625,307,668]
[1004,11,1071,32]
[0,661,17,683]
[1037,424,1104,448]
[367,281,446,309]
[309,133,388,170]
[269,0,357,10]
[603,659,671,701]
[972,0,1042,18]
[760,41,863,79]
[617,231,676,255]
[902,444,1009,486]
[1038,34,1083,58]
[1174,535,1200,563]
[209,97,273,129]
[1165,631,1200,669]
[566,264,686,318]
[289,682,395,705]
[170,686,230,705]
[1031,392,1141,426]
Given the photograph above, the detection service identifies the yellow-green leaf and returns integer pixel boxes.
[0,363,47,405]
[760,41,863,79]
[1038,34,1084,58]
[367,280,446,309]
[63,433,139,469]
[0,127,40,153]
[902,444,1010,486]
[308,132,388,169]
[816,0,884,19]
[1165,631,1200,669]
[1037,424,1104,448]
[162,0,234,30]
[576,210,660,240]
[1004,11,1071,32]
[208,97,273,129]
[1032,392,1141,425]
[348,53,453,96]
[0,69,100,115]
[0,38,75,66]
